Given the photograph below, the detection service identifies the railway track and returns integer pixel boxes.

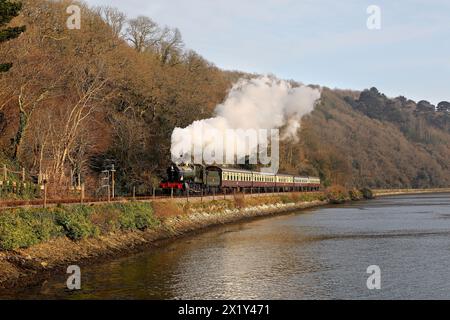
[0,196,162,211]
[0,191,323,211]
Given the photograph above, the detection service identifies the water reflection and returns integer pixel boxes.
[2,193,450,300]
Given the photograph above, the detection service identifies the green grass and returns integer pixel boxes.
[0,203,159,250]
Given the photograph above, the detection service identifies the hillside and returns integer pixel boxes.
[295,88,450,188]
[1,0,449,196]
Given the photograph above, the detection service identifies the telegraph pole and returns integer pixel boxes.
[101,169,110,202]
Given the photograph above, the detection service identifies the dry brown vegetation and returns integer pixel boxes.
[152,201,184,218]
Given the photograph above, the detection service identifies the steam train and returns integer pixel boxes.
[160,163,321,194]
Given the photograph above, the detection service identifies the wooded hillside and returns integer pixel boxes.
[1,0,449,196]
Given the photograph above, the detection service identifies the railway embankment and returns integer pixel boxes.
[0,189,366,291]
[373,188,450,197]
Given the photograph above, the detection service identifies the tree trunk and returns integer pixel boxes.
[12,109,28,160]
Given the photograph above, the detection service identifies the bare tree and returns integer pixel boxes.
[50,67,109,182]
[10,57,62,160]
[126,16,160,52]
[96,6,127,38]
[157,27,184,65]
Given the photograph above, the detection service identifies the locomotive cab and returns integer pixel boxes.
[160,163,205,192]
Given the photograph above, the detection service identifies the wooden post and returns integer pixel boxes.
[3,164,6,181]
[153,187,156,199]
[107,185,111,202]
[22,167,25,182]
[111,165,115,199]
[133,186,136,201]
[43,182,47,209]
[80,183,85,204]
[171,188,174,199]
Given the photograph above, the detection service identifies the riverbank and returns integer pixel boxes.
[373,188,450,197]
[0,192,332,291]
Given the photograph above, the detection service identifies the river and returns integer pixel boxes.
[3,193,450,300]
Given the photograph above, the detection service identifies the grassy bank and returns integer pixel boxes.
[0,189,371,251]
[0,203,159,251]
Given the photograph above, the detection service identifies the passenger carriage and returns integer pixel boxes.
[160,163,321,194]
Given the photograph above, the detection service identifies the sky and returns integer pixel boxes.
[85,0,450,104]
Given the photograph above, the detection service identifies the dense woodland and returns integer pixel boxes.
[1,0,449,197]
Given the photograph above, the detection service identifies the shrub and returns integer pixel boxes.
[0,212,39,250]
[134,204,158,230]
[360,188,374,199]
[326,185,350,204]
[348,189,363,201]
[54,206,99,241]
[118,203,158,230]
[18,209,64,242]
[90,206,121,233]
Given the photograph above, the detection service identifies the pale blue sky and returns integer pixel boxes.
[86,0,450,104]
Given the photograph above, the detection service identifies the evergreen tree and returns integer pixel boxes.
[0,0,25,72]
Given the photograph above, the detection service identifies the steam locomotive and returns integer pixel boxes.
[160,163,321,193]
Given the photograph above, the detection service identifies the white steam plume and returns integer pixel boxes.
[171,75,321,164]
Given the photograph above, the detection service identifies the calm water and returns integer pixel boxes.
[3,193,450,300]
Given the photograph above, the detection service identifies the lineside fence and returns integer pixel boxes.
[0,164,41,198]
